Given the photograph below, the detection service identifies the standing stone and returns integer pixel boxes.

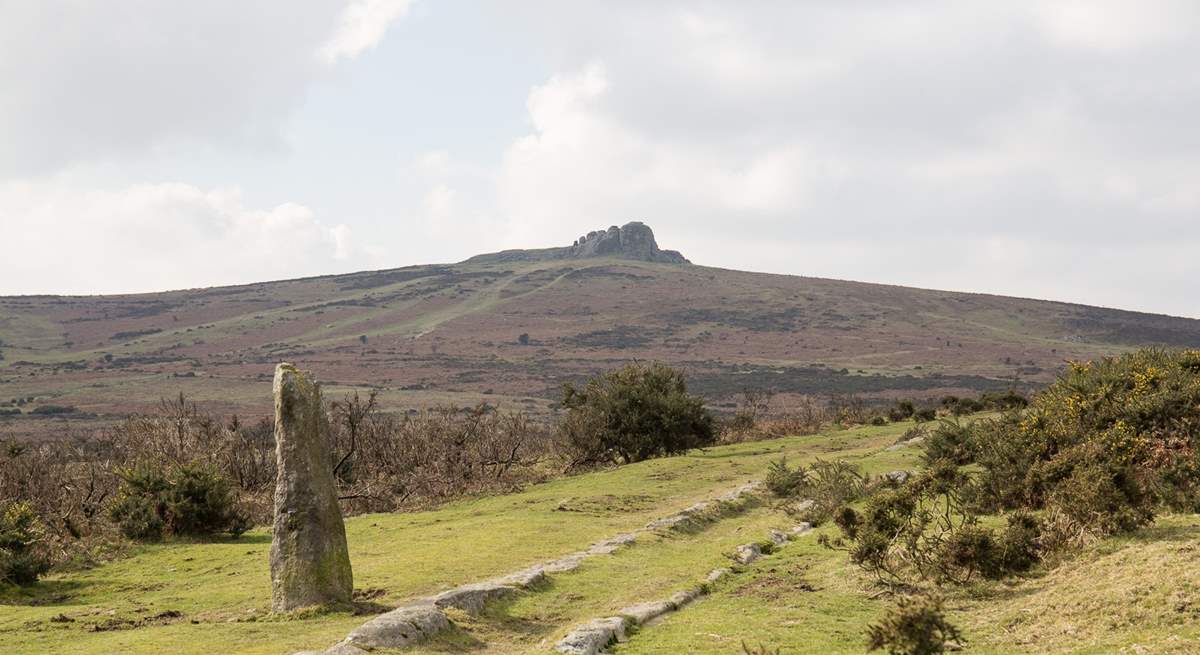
[270,363,353,612]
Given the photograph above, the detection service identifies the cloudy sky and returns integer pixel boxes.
[1,1,1198,317]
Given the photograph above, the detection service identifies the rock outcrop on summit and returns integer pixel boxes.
[465,222,689,265]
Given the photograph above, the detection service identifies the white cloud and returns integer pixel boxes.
[486,1,1200,315]
[0,178,358,294]
[319,0,416,64]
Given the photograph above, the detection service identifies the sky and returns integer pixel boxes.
[1,1,1198,318]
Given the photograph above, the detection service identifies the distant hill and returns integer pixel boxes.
[2,223,1198,438]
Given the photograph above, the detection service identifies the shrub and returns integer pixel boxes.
[866,594,963,655]
[949,398,983,416]
[912,408,937,423]
[995,512,1042,573]
[936,525,1001,582]
[764,457,807,498]
[109,463,247,541]
[109,464,170,541]
[765,457,868,524]
[972,348,1200,537]
[0,501,51,586]
[920,419,976,466]
[558,363,715,465]
[823,461,980,586]
[869,415,889,426]
[165,465,249,538]
[979,390,1028,410]
[888,401,916,423]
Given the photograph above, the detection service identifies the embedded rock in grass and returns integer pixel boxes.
[497,566,547,588]
[717,482,759,502]
[619,600,675,625]
[543,551,591,573]
[588,532,639,554]
[769,529,789,546]
[344,602,450,649]
[707,567,731,583]
[433,581,516,613]
[269,363,353,612]
[792,522,813,536]
[735,542,763,565]
[669,587,704,607]
[556,616,629,655]
[883,470,911,484]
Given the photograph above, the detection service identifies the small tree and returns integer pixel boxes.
[558,363,715,465]
[517,333,530,346]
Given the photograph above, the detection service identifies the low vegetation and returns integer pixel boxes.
[761,347,1200,652]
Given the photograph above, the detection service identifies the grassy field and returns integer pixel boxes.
[3,420,1197,654]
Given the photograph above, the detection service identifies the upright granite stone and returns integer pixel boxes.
[270,363,353,612]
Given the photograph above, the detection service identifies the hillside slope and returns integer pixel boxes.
[3,226,1200,437]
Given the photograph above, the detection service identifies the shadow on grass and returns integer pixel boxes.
[0,579,89,606]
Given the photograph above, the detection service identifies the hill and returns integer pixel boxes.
[3,223,1200,437]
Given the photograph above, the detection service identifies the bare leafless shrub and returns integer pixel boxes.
[0,438,118,565]
[334,403,554,514]
[720,393,831,443]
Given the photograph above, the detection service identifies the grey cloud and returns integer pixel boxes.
[0,1,346,176]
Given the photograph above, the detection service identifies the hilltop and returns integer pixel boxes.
[2,223,1200,437]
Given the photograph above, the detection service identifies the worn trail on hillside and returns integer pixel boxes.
[293,482,764,655]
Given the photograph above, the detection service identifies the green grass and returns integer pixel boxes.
[0,422,908,655]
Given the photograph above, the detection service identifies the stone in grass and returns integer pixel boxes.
[269,363,353,613]
[735,542,763,565]
[433,581,516,613]
[669,587,704,607]
[706,567,731,583]
[618,600,675,625]
[343,602,450,650]
[556,616,630,655]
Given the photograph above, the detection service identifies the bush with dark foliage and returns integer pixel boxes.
[558,363,715,466]
[109,463,247,541]
[866,593,963,655]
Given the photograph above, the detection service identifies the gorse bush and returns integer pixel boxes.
[823,461,1036,587]
[971,349,1200,538]
[109,463,247,541]
[0,501,51,586]
[764,456,808,498]
[920,418,978,466]
[109,464,170,541]
[765,457,866,526]
[558,362,715,466]
[866,593,963,655]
